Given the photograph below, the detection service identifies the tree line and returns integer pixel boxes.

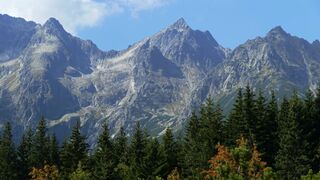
[0,85,320,179]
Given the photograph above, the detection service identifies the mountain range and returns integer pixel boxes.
[0,14,319,144]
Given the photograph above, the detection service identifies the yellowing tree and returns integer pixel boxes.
[167,167,180,180]
[205,143,236,178]
[204,137,272,179]
[248,145,267,179]
[29,164,59,180]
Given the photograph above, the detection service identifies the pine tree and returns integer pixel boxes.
[60,121,88,178]
[49,134,60,167]
[0,122,18,179]
[130,122,147,178]
[315,85,320,122]
[263,91,278,166]
[30,116,50,168]
[113,126,132,179]
[226,88,246,146]
[160,128,178,177]
[17,128,33,179]
[199,97,224,163]
[181,111,203,178]
[114,126,128,165]
[314,86,320,171]
[276,95,309,179]
[185,111,200,143]
[144,138,162,179]
[243,85,257,145]
[94,123,116,179]
[254,90,267,147]
[254,90,278,166]
[60,140,72,178]
[69,162,91,180]
[302,90,320,171]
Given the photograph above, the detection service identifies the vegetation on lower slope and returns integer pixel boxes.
[0,85,320,179]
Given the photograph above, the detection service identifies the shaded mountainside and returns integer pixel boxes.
[0,14,319,144]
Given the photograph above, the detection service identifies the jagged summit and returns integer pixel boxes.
[267,26,289,38]
[43,17,66,34]
[312,40,320,46]
[169,17,190,30]
[269,26,286,33]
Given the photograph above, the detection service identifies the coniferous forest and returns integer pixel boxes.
[1,85,320,179]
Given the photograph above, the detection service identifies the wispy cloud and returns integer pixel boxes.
[0,0,171,33]
[119,0,171,13]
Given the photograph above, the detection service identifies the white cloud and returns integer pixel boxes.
[0,0,171,33]
[120,0,171,12]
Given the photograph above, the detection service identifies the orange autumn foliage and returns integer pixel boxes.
[204,137,268,179]
[29,164,59,180]
[205,143,236,178]
[167,167,180,180]
[248,145,267,179]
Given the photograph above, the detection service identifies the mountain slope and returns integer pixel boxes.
[199,26,320,112]
[0,14,319,144]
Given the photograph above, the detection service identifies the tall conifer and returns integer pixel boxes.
[0,122,18,179]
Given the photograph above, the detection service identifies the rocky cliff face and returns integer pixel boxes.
[0,14,319,144]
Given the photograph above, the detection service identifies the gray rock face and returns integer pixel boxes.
[0,14,37,62]
[197,26,320,113]
[0,15,319,144]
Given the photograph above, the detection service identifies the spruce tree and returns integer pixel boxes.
[144,138,162,179]
[94,123,116,179]
[182,111,202,178]
[314,86,320,171]
[160,128,178,177]
[49,134,60,167]
[30,116,50,168]
[130,122,147,178]
[113,126,132,179]
[243,85,257,145]
[226,88,246,145]
[114,126,128,165]
[254,90,267,146]
[263,91,278,166]
[254,90,278,166]
[199,97,224,160]
[60,140,72,178]
[60,121,88,178]
[302,90,319,171]
[17,128,33,179]
[276,95,309,179]
[0,122,18,179]
[315,86,320,122]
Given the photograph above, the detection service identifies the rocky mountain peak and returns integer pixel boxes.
[268,26,286,34]
[169,18,190,31]
[266,26,290,40]
[312,40,320,48]
[42,17,68,37]
[44,18,63,28]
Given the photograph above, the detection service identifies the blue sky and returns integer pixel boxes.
[1,0,319,51]
[78,0,320,51]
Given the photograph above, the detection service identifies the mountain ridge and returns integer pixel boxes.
[0,14,319,145]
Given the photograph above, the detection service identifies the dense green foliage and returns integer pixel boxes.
[1,86,320,179]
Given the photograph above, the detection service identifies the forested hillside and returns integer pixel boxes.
[1,85,320,179]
